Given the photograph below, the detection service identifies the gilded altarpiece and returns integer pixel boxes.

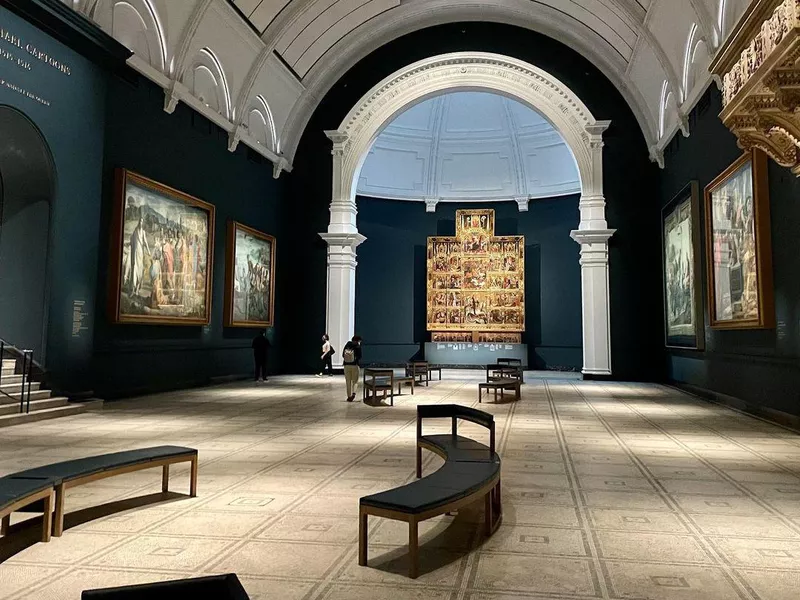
[427,209,525,343]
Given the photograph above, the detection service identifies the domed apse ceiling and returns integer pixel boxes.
[356,92,580,204]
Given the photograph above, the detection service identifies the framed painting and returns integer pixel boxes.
[109,169,215,325]
[704,150,774,329]
[224,222,276,327]
[662,181,704,349]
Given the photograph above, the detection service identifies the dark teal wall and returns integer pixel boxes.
[659,86,800,415]
[287,22,662,379]
[93,75,289,398]
[355,197,582,369]
[0,4,106,389]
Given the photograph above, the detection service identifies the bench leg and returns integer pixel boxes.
[416,446,422,479]
[1,514,10,536]
[358,511,368,566]
[485,490,493,536]
[409,517,419,579]
[53,483,65,537]
[42,491,52,543]
[162,464,170,493]
[190,457,198,497]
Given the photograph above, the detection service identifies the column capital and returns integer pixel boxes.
[570,229,616,245]
[514,196,530,212]
[586,120,611,138]
[319,232,367,248]
[325,130,348,156]
[424,198,439,213]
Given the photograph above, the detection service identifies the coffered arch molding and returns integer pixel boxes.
[281,2,655,163]
[321,52,616,376]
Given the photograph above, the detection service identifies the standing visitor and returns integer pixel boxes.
[342,335,362,401]
[316,334,334,377]
[252,330,270,382]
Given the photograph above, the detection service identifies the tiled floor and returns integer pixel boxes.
[2,373,800,599]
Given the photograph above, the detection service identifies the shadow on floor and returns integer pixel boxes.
[365,504,495,578]
[0,491,187,563]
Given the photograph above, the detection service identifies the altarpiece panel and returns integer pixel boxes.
[427,209,525,342]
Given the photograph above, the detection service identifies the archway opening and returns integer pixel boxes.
[352,90,584,368]
[322,52,615,375]
[0,106,56,360]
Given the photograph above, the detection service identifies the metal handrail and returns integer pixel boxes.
[0,339,38,414]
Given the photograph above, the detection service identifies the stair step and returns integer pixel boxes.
[0,381,41,393]
[0,374,24,385]
[0,397,68,417]
[0,403,86,427]
[0,389,52,404]
[1,368,15,377]
[2,359,15,368]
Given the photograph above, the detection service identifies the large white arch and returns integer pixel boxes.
[321,52,616,376]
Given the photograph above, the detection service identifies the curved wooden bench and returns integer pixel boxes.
[0,477,53,543]
[2,446,197,539]
[359,405,501,578]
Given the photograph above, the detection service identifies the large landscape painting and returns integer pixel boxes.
[662,182,703,349]
[110,170,214,325]
[225,222,275,327]
[705,150,773,329]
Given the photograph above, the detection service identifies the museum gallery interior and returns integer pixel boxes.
[3,0,800,598]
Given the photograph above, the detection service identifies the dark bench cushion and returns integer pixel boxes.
[82,573,249,599]
[0,476,53,512]
[8,446,196,485]
[360,460,500,514]
[420,434,498,463]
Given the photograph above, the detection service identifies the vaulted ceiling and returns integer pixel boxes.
[64,0,753,174]
[357,91,581,203]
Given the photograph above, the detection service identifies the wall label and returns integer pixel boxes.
[0,20,73,108]
[72,300,89,338]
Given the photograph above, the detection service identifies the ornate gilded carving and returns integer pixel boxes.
[427,209,525,338]
[714,0,800,175]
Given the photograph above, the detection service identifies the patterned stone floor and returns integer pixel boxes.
[2,373,800,599]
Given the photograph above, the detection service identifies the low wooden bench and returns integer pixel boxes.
[0,477,53,543]
[3,445,197,537]
[478,378,520,403]
[488,362,524,384]
[363,369,396,406]
[359,405,502,578]
[406,361,430,386]
[394,375,415,396]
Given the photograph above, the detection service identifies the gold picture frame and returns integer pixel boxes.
[704,150,774,330]
[662,181,705,349]
[224,221,276,328]
[109,169,215,325]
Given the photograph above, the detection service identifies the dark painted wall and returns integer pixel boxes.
[287,22,662,379]
[93,75,289,398]
[355,196,582,369]
[660,85,800,415]
[0,4,106,389]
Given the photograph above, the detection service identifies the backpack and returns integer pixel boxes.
[342,346,355,363]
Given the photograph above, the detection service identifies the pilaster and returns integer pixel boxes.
[319,232,366,368]
[570,229,616,375]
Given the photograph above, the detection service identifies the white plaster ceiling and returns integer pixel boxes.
[64,0,754,173]
[356,91,580,203]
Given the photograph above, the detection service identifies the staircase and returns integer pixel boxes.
[0,358,94,427]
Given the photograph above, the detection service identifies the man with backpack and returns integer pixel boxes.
[342,335,362,402]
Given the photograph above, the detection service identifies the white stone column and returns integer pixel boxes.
[320,232,365,368]
[570,228,615,376]
[321,131,366,368]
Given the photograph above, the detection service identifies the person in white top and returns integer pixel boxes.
[316,334,334,377]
